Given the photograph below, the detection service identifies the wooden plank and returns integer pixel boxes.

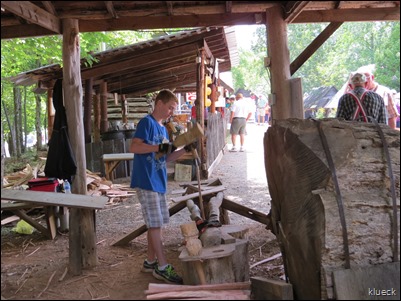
[332,262,400,300]
[1,215,20,225]
[250,276,293,300]
[102,153,134,161]
[11,209,52,239]
[222,197,270,226]
[171,186,226,203]
[1,189,108,209]
[146,282,251,294]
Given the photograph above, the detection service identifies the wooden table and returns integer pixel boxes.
[1,189,108,239]
[102,153,134,180]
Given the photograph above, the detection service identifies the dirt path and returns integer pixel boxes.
[1,123,282,300]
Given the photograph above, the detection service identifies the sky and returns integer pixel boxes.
[234,25,259,50]
[220,25,259,89]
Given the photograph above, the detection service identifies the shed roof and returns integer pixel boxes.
[303,86,338,109]
[9,26,238,97]
[2,1,399,40]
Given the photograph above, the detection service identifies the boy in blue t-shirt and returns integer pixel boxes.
[130,89,193,284]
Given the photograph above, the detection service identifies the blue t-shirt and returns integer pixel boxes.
[130,115,170,193]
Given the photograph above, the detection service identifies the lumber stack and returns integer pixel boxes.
[264,118,400,300]
[144,282,251,300]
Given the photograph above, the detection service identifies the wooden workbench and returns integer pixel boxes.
[102,153,134,180]
[1,189,108,239]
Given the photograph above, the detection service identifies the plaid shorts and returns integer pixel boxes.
[136,188,169,228]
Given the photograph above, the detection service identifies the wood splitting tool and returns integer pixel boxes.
[191,147,205,220]
[155,122,204,159]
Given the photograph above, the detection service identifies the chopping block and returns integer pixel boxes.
[179,224,250,285]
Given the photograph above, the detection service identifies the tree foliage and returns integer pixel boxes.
[246,21,400,95]
[1,30,156,156]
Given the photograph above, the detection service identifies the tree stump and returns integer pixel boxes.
[264,118,400,300]
[179,224,249,285]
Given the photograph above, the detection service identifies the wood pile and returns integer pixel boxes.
[2,163,135,206]
[144,282,251,300]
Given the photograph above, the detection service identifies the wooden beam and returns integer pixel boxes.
[81,44,198,79]
[284,1,310,23]
[290,22,343,75]
[1,1,60,34]
[104,1,118,19]
[78,13,261,32]
[294,8,400,23]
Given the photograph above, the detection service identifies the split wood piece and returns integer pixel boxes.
[180,221,206,285]
[145,282,251,295]
[171,186,226,203]
[180,221,202,256]
[186,200,202,222]
[146,289,250,300]
[208,192,223,223]
[155,122,204,159]
[251,276,293,300]
[112,201,187,246]
[179,243,235,261]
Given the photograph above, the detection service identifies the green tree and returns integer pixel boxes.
[250,22,400,94]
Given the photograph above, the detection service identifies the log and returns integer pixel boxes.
[264,119,400,300]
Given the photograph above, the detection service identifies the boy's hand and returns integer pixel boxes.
[158,143,177,155]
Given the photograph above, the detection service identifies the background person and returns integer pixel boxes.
[336,72,387,124]
[257,95,268,125]
[357,67,399,129]
[229,93,252,152]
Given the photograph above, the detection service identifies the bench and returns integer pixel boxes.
[102,153,134,180]
[1,189,108,239]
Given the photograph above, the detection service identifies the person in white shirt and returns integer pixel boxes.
[229,93,253,152]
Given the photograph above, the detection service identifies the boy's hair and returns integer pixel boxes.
[155,89,178,104]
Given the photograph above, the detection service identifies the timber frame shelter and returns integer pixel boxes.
[1,1,400,275]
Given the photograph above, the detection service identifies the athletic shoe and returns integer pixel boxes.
[152,264,183,284]
[141,260,157,273]
[240,146,245,152]
[229,146,237,152]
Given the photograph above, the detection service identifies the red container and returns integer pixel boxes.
[27,177,59,192]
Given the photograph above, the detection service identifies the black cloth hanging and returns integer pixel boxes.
[44,79,77,182]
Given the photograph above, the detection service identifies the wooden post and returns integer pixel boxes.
[265,6,292,121]
[62,18,97,275]
[83,78,93,143]
[47,88,55,139]
[100,81,108,133]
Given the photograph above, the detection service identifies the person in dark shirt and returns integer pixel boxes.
[336,72,387,124]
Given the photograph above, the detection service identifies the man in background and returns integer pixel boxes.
[357,66,399,129]
[229,93,253,152]
[336,72,387,124]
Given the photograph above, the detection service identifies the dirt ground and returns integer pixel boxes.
[1,123,283,300]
